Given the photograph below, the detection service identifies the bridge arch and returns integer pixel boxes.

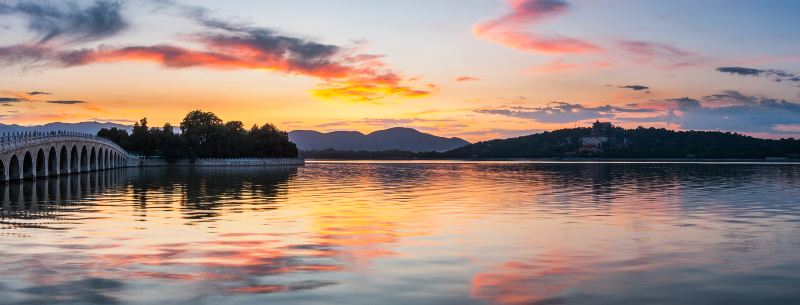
[60,145,69,174]
[97,146,108,169]
[80,146,88,172]
[90,147,97,171]
[48,146,58,175]
[2,132,136,181]
[35,148,46,177]
[70,145,79,172]
[23,151,33,179]
[9,155,20,181]
[98,147,104,170]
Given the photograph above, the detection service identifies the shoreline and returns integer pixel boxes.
[137,158,305,167]
[304,158,800,164]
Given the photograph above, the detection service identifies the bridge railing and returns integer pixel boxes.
[0,131,139,159]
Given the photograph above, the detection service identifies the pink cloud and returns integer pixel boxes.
[455,76,480,82]
[617,40,701,68]
[531,59,613,74]
[473,0,601,54]
[531,58,580,73]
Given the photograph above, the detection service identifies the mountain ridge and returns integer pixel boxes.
[289,127,470,152]
[0,121,131,134]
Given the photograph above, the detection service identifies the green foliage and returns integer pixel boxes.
[98,110,298,161]
[443,126,800,159]
[96,127,131,150]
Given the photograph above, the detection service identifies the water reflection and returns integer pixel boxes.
[0,163,799,304]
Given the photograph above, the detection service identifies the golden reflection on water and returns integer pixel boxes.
[0,163,799,304]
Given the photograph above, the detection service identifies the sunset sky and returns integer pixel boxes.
[1,0,800,141]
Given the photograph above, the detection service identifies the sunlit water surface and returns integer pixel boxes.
[1,162,800,305]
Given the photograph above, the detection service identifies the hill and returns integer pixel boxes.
[443,126,800,159]
[289,127,470,152]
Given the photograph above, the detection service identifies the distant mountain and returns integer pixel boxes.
[289,127,470,152]
[0,122,131,135]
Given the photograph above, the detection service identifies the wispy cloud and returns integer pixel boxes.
[618,85,650,91]
[531,59,612,73]
[0,0,431,103]
[455,76,480,82]
[478,90,800,135]
[473,0,600,54]
[26,91,51,95]
[0,0,127,44]
[46,100,86,104]
[717,66,800,86]
[477,102,656,123]
[314,117,456,129]
[617,40,700,68]
[0,97,26,103]
[89,117,136,124]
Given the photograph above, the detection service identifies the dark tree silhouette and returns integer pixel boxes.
[443,126,800,159]
[98,110,298,161]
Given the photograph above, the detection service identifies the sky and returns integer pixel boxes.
[1,0,799,142]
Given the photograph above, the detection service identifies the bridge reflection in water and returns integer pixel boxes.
[0,170,127,220]
[0,167,297,224]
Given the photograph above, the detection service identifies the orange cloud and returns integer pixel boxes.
[311,82,431,103]
[52,42,433,102]
[2,19,431,103]
[473,0,601,54]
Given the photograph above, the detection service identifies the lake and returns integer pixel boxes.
[1,161,799,305]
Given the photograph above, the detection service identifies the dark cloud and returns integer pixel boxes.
[716,67,762,76]
[619,85,649,91]
[0,97,25,103]
[27,91,51,95]
[0,0,127,44]
[0,1,429,102]
[716,66,800,86]
[477,91,800,135]
[160,0,343,74]
[663,92,800,133]
[47,100,85,104]
[477,102,657,123]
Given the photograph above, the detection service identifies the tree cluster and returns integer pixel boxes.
[443,126,800,159]
[98,110,298,161]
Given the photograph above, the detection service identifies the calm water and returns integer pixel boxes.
[1,162,800,305]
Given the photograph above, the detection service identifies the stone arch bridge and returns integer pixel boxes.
[1,131,139,182]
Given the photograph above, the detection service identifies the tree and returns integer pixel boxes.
[130,118,155,155]
[180,110,224,159]
[99,110,299,160]
[250,123,298,157]
[97,127,132,150]
[159,123,187,162]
